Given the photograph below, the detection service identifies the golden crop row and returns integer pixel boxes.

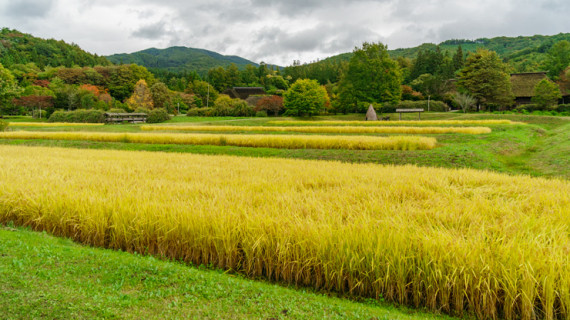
[269,119,518,126]
[0,131,437,150]
[8,122,105,127]
[141,125,492,135]
[0,145,568,319]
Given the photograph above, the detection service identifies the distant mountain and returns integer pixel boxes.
[106,47,261,75]
[321,33,570,73]
[0,28,111,68]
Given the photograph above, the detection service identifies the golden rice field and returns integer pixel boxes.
[269,120,518,126]
[0,145,568,320]
[8,122,105,127]
[141,125,492,135]
[0,131,437,150]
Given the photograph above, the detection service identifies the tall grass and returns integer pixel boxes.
[0,131,437,150]
[0,145,568,319]
[142,125,492,135]
[269,120,519,126]
[8,122,105,127]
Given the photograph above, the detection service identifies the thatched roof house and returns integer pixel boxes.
[222,87,266,100]
[510,72,550,105]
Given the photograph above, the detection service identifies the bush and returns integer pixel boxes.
[232,100,255,117]
[255,110,268,117]
[134,107,151,114]
[48,110,105,123]
[0,119,7,131]
[380,100,448,113]
[514,104,541,112]
[556,104,570,112]
[146,108,170,123]
[186,107,213,117]
[108,108,127,113]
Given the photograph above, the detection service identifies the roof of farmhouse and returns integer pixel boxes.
[510,72,549,97]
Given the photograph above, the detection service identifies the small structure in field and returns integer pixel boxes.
[365,104,378,121]
[104,113,147,124]
[396,108,424,120]
[223,87,266,100]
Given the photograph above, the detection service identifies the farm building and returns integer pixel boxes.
[510,72,570,105]
[222,87,266,100]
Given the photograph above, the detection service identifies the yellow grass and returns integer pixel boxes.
[142,125,492,135]
[0,131,437,150]
[8,122,105,127]
[269,120,519,126]
[0,145,568,319]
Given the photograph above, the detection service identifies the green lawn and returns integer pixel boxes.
[0,226,461,320]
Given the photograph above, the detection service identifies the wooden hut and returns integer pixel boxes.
[510,72,550,105]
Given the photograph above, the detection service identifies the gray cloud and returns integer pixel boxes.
[0,0,569,66]
[4,0,54,18]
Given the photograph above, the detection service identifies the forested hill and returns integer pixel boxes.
[0,28,111,68]
[106,47,260,75]
[322,33,570,73]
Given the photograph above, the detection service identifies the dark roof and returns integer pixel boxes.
[223,87,266,99]
[510,72,548,97]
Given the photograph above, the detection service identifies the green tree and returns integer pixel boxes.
[338,42,401,113]
[0,63,22,115]
[150,82,171,110]
[186,80,219,107]
[457,49,514,110]
[283,79,328,116]
[532,79,562,109]
[452,45,464,72]
[545,40,570,80]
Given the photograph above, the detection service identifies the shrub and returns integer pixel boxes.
[48,109,105,123]
[255,110,268,117]
[381,100,448,113]
[232,100,255,117]
[134,107,151,114]
[556,104,570,112]
[0,119,7,132]
[146,108,170,123]
[186,107,213,117]
[108,108,127,113]
[514,104,541,112]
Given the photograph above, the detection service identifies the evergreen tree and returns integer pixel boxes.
[457,49,514,110]
[338,42,401,113]
[452,45,464,72]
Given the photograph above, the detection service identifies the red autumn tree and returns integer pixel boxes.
[255,95,283,116]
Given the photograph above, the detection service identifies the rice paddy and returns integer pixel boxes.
[1,145,569,320]
[8,122,105,127]
[0,131,437,150]
[268,120,519,126]
[141,125,492,135]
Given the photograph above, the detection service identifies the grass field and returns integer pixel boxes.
[1,145,569,319]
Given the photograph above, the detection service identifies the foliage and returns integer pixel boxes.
[545,40,570,80]
[457,49,515,109]
[186,80,218,107]
[255,110,268,117]
[381,100,448,113]
[12,95,54,118]
[283,79,329,116]
[0,28,111,69]
[126,80,154,110]
[48,109,105,123]
[146,108,171,123]
[212,95,254,117]
[338,42,401,113]
[0,119,6,131]
[0,63,21,113]
[532,78,562,109]
[149,82,171,110]
[454,92,477,113]
[401,85,423,101]
[254,95,284,116]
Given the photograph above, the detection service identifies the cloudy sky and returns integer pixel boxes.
[1,0,569,66]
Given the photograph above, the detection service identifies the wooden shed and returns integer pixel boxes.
[510,72,550,105]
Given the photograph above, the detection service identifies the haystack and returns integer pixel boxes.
[365,104,378,121]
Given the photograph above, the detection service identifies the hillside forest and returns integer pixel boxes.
[1,28,570,121]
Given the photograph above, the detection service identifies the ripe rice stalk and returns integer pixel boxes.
[141,125,492,135]
[0,145,569,319]
[268,120,519,126]
[8,122,105,127]
[0,131,437,150]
